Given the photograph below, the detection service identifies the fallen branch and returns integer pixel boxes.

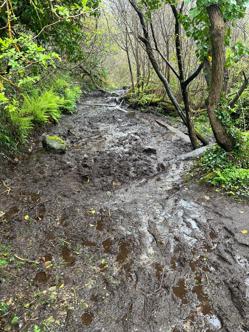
[155,119,190,143]
[176,144,215,161]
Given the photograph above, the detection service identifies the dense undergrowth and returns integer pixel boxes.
[0,74,81,153]
[197,129,249,198]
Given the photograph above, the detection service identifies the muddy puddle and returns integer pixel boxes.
[0,91,249,331]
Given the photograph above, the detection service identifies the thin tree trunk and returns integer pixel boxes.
[124,27,135,91]
[126,48,135,92]
[171,5,199,149]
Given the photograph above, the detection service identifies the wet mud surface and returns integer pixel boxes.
[0,92,249,331]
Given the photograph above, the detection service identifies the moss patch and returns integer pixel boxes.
[47,135,65,144]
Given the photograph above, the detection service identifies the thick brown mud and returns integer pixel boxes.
[0,91,249,332]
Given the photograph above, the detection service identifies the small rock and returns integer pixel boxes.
[42,135,67,154]
[143,147,157,155]
[126,110,136,118]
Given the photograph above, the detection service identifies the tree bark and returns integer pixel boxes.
[207,4,235,151]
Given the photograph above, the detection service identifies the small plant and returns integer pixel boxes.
[33,324,42,332]
[61,86,81,113]
[10,315,20,326]
[0,302,9,316]
[0,244,11,267]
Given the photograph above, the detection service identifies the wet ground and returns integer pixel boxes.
[0,91,249,332]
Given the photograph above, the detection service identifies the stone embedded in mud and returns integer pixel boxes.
[126,110,136,118]
[61,246,76,266]
[143,147,157,155]
[207,315,222,330]
[81,312,94,326]
[34,271,50,284]
[42,135,67,154]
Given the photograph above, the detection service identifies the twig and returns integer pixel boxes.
[14,255,39,265]
[0,74,20,90]
[229,71,249,109]
[1,180,11,195]
[33,9,98,39]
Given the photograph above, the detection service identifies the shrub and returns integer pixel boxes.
[61,86,81,113]
[51,75,81,113]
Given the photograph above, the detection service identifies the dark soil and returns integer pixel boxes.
[0,91,249,332]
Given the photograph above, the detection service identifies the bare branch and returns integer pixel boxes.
[150,21,180,79]
[229,72,249,109]
[183,63,204,87]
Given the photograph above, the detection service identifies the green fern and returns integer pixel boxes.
[6,102,33,142]
[22,90,62,124]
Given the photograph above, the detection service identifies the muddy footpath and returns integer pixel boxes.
[0,91,249,332]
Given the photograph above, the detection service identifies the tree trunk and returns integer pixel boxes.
[125,28,135,92]
[207,4,235,151]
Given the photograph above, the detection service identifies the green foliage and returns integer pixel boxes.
[0,100,33,151]
[0,244,11,268]
[198,135,249,197]
[125,84,164,108]
[128,92,163,107]
[62,86,81,113]
[194,112,213,138]
[0,75,81,152]
[181,0,249,59]
[0,32,61,151]
[22,91,62,124]
[10,315,19,326]
[33,325,42,332]
[0,0,101,58]
[0,302,9,315]
[0,0,104,154]
[0,33,59,95]
[0,259,8,267]
[226,42,249,68]
[52,76,81,113]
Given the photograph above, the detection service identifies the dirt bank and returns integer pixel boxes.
[0,92,249,332]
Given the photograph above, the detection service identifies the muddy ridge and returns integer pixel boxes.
[0,91,249,332]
